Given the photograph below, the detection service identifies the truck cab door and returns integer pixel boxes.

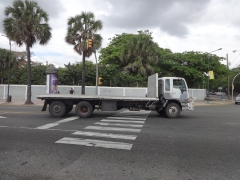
[172,78,187,99]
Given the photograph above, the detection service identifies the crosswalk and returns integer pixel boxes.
[55,110,151,150]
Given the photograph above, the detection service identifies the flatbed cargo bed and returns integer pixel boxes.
[37,94,158,101]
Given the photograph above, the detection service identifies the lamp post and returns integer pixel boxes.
[1,34,12,102]
[207,48,222,103]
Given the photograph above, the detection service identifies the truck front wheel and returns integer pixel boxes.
[75,101,93,118]
[49,101,66,118]
[165,103,180,118]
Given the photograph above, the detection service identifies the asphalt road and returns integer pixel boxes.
[0,104,240,180]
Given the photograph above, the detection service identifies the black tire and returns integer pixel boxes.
[49,101,66,118]
[65,105,73,114]
[164,103,180,119]
[75,101,93,118]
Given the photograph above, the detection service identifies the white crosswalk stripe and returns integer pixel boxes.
[55,110,151,150]
[0,116,7,118]
[56,137,133,150]
[101,119,145,123]
[107,117,146,120]
[85,126,141,132]
[72,131,137,140]
[95,122,143,128]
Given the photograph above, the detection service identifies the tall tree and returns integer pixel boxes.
[3,0,51,104]
[65,11,103,95]
[119,30,160,76]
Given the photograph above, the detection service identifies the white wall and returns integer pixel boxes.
[0,84,205,100]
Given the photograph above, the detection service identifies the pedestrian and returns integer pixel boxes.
[57,91,60,94]
[70,88,74,94]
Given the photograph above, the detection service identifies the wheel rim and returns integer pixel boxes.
[53,105,62,113]
[79,105,89,114]
[168,106,178,116]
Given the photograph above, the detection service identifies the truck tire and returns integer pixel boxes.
[65,105,73,114]
[49,101,66,118]
[75,101,93,118]
[165,103,180,118]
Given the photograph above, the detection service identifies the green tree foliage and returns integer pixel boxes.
[119,30,159,76]
[65,11,103,94]
[58,60,97,86]
[100,31,159,76]
[3,0,52,104]
[0,48,17,84]
[99,31,160,87]
[157,51,228,89]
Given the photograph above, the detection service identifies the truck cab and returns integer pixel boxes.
[148,74,193,118]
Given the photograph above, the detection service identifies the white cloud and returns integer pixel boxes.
[0,0,240,69]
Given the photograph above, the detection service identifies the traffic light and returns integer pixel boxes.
[87,39,93,49]
[98,77,102,85]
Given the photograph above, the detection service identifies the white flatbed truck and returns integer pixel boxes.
[37,73,194,118]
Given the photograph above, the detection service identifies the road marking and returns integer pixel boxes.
[0,116,7,118]
[108,117,146,120]
[101,119,145,124]
[35,116,79,129]
[119,110,151,114]
[55,137,133,150]
[95,122,143,128]
[85,126,141,132]
[72,131,137,140]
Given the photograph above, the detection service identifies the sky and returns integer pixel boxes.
[0,0,240,69]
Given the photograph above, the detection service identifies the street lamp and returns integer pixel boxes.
[1,34,12,102]
[207,48,222,103]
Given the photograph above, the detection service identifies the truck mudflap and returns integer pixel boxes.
[41,100,48,111]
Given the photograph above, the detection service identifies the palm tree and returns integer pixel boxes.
[65,11,103,95]
[3,0,51,104]
[119,30,159,76]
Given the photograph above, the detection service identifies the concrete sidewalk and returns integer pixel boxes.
[0,99,234,106]
[0,99,45,106]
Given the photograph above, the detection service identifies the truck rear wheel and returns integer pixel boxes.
[75,101,93,118]
[49,101,66,118]
[165,103,180,118]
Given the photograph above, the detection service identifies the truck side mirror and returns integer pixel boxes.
[179,87,186,94]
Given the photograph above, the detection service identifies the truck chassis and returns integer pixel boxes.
[38,94,192,119]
